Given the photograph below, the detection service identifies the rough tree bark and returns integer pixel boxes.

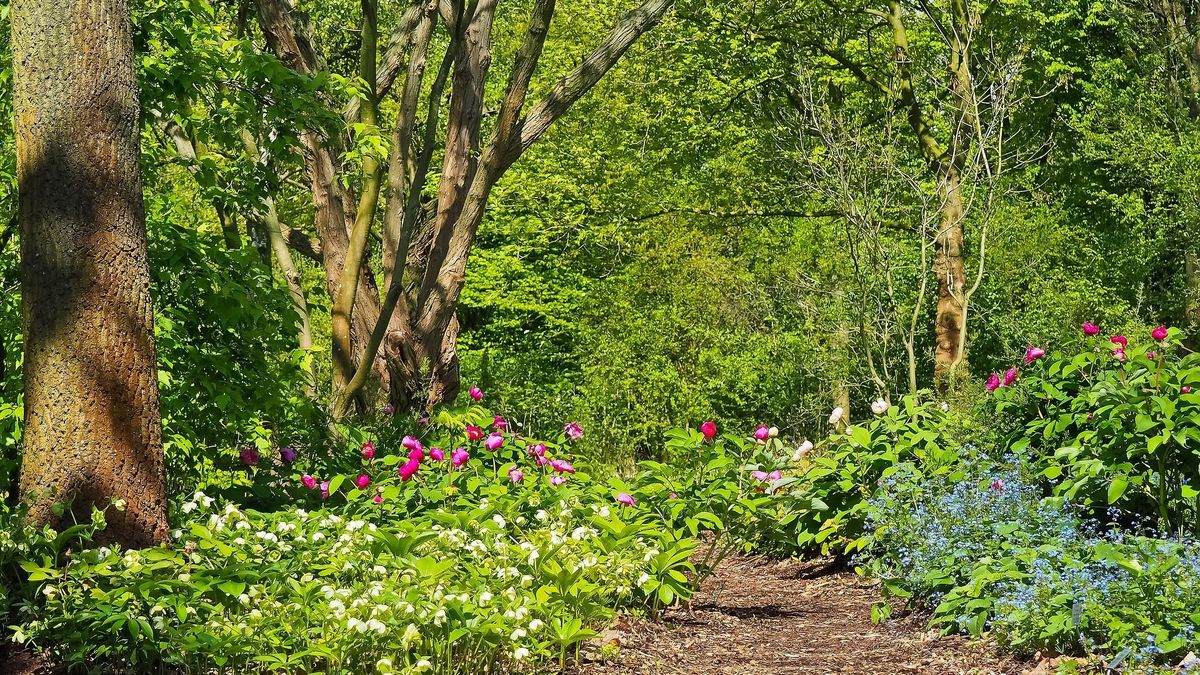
[11,0,169,546]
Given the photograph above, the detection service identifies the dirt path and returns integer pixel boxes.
[574,555,1033,675]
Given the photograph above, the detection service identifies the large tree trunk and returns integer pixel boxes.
[11,0,168,546]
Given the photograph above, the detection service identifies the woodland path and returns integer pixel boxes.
[573,555,1036,675]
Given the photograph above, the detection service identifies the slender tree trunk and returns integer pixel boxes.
[933,166,967,387]
[12,0,168,546]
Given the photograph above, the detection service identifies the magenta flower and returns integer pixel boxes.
[549,475,566,486]
[361,441,376,461]
[402,435,423,452]
[384,404,396,416]
[1183,386,1193,394]
[616,492,636,507]
[354,474,371,490]
[466,425,485,441]
[1113,348,1127,362]
[1083,321,1100,336]
[1153,325,1170,341]
[279,447,297,463]
[418,416,429,426]
[1111,335,1128,349]
[493,416,508,431]
[1148,351,1157,359]
[239,447,260,467]
[319,480,330,500]
[990,478,1006,493]
[508,467,524,483]
[408,447,425,463]
[1003,368,1019,387]
[700,421,718,440]
[564,422,584,440]
[668,493,679,500]
[429,447,445,461]
[750,470,769,481]
[528,443,547,458]
[768,470,782,481]
[986,373,1001,392]
[373,494,383,504]
[302,474,318,490]
[469,386,483,402]
[550,459,576,474]
[1023,346,1046,364]
[535,455,550,467]
[484,433,504,451]
[753,425,770,442]
[398,459,419,481]
[451,448,470,468]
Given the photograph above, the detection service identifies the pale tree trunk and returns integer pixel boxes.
[12,0,168,546]
[933,166,967,387]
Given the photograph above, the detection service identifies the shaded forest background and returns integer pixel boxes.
[0,0,1197,469]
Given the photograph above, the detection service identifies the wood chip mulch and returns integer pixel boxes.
[572,555,1035,675]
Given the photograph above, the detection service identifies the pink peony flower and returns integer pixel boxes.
[354,474,371,490]
[1082,321,1100,336]
[564,422,584,440]
[320,480,330,500]
[239,447,260,467]
[302,474,318,490]
[493,416,508,431]
[402,435,423,452]
[1003,368,1019,387]
[550,459,576,474]
[418,416,429,426]
[616,492,636,507]
[373,494,383,504]
[753,425,770,442]
[768,470,782,481]
[1111,335,1128,349]
[466,425,485,441]
[429,447,445,461]
[751,470,769,481]
[1184,386,1193,394]
[986,373,1001,392]
[361,441,376,461]
[1113,348,1127,362]
[668,493,679,500]
[508,467,524,483]
[484,433,504,451]
[398,459,420,481]
[1148,351,1157,359]
[990,478,1006,493]
[535,455,550,467]
[469,386,483,401]
[549,475,566,486]
[700,420,718,440]
[408,447,425,463]
[279,447,297,463]
[528,443,547,458]
[1024,346,1046,364]
[1153,325,1170,341]
[451,448,469,468]
[384,404,396,416]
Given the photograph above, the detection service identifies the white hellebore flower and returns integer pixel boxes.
[768,426,779,438]
[870,398,890,415]
[828,407,844,426]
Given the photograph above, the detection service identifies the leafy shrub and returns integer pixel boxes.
[782,394,960,556]
[992,326,1200,535]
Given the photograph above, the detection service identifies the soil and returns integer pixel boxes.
[573,555,1035,675]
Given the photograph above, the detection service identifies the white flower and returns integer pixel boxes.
[513,647,530,661]
[828,407,844,426]
[535,509,548,521]
[492,514,506,529]
[870,398,890,415]
[181,502,197,514]
[768,426,779,438]
[791,440,813,462]
[940,401,950,412]
[415,660,432,671]
[511,628,527,640]
[479,591,493,605]
[528,618,544,631]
